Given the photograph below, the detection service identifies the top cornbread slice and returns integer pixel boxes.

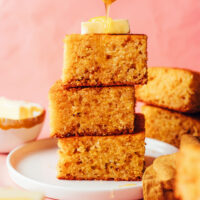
[49,80,135,137]
[62,34,147,87]
[136,67,200,113]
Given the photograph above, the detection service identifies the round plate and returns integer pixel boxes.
[7,138,177,200]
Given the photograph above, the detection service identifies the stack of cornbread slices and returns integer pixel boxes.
[49,30,148,180]
[136,67,200,148]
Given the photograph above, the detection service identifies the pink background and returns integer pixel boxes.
[0,0,200,197]
[0,0,200,137]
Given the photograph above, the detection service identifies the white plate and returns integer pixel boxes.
[7,138,178,200]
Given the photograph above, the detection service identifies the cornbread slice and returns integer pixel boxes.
[175,135,200,200]
[62,34,147,87]
[49,80,135,137]
[143,153,177,200]
[57,132,145,181]
[136,67,200,113]
[142,105,200,147]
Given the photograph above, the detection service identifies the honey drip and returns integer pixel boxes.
[105,4,111,33]
[105,3,110,20]
[103,0,116,32]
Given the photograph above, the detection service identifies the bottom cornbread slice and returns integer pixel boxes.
[57,132,145,181]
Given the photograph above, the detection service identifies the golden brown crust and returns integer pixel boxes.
[138,99,198,114]
[53,113,144,137]
[136,67,200,113]
[0,109,45,130]
[57,176,142,181]
[62,80,147,88]
[62,34,147,87]
[52,129,134,138]
[180,134,200,147]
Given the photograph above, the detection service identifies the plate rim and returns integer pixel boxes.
[6,137,178,192]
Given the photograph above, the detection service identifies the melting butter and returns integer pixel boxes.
[0,97,42,120]
[81,17,129,34]
[82,0,129,34]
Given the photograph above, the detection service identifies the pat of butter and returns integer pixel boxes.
[0,97,42,120]
[0,188,43,200]
[81,16,130,34]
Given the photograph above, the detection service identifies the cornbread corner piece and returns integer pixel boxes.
[57,132,145,181]
[49,80,135,137]
[175,135,200,200]
[136,67,200,113]
[62,34,147,87]
[141,105,200,147]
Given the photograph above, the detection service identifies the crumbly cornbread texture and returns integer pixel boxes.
[49,80,135,137]
[57,133,145,181]
[62,34,147,87]
[143,153,177,200]
[175,135,200,200]
[136,67,200,113]
[142,105,200,147]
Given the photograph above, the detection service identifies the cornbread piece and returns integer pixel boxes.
[136,67,200,113]
[49,80,135,137]
[180,134,200,147]
[142,105,200,147]
[57,132,145,181]
[62,34,147,87]
[143,153,177,200]
[175,135,200,200]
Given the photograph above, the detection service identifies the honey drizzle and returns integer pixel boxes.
[105,3,110,20]
[104,0,116,33]
[105,4,111,33]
